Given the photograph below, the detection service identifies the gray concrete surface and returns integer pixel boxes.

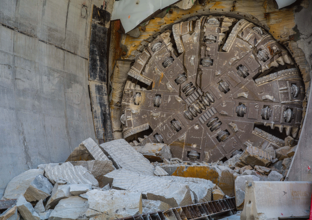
[0,0,103,197]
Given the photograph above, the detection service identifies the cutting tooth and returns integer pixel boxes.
[270,123,275,130]
[275,125,284,133]
[292,127,299,138]
[269,60,279,67]
[285,126,291,136]
[276,57,285,65]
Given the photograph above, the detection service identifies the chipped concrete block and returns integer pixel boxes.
[239,146,272,167]
[212,185,225,201]
[104,169,193,207]
[137,143,172,161]
[217,166,235,197]
[69,184,91,196]
[100,139,155,175]
[0,205,20,220]
[254,166,271,175]
[2,169,44,200]
[154,166,169,176]
[267,171,283,181]
[24,175,53,202]
[16,195,40,220]
[161,176,214,203]
[276,146,291,160]
[142,200,171,214]
[49,197,88,220]
[85,189,142,219]
[34,200,45,213]
[44,162,98,186]
[46,184,71,210]
[235,175,260,209]
[70,160,114,187]
[67,138,109,162]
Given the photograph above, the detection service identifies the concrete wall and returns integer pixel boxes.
[0,0,103,197]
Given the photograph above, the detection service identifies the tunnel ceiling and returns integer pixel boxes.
[119,16,305,163]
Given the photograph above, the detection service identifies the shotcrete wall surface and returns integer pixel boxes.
[0,0,103,197]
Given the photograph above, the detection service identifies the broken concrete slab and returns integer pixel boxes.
[34,200,45,213]
[38,210,52,220]
[241,181,312,220]
[239,146,272,167]
[0,205,20,220]
[154,166,169,176]
[136,143,172,161]
[100,139,155,175]
[2,169,44,200]
[85,189,142,219]
[70,160,114,187]
[212,185,225,201]
[49,196,88,220]
[16,195,40,220]
[67,138,110,162]
[46,184,71,210]
[69,184,91,196]
[224,154,242,168]
[254,166,271,175]
[142,200,171,214]
[276,146,291,160]
[104,169,193,207]
[267,171,283,181]
[44,162,98,186]
[24,175,53,202]
[161,176,214,203]
[235,175,260,209]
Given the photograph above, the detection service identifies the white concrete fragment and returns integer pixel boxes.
[2,169,44,200]
[142,200,171,214]
[78,138,110,161]
[69,184,91,196]
[154,166,169,176]
[16,195,40,220]
[46,184,71,210]
[24,175,53,202]
[38,210,52,220]
[267,171,283,181]
[241,181,312,220]
[34,200,45,213]
[235,175,260,209]
[85,189,142,219]
[104,169,193,207]
[161,176,214,203]
[44,162,98,186]
[49,196,88,220]
[100,139,155,175]
[138,143,172,160]
[0,205,20,220]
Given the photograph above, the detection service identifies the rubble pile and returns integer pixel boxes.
[0,138,230,220]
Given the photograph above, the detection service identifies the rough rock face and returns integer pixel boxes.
[142,200,171,214]
[85,189,142,219]
[46,184,71,210]
[100,139,155,175]
[49,196,88,220]
[67,138,110,162]
[239,146,272,167]
[235,175,260,209]
[16,195,40,220]
[2,169,44,200]
[104,169,192,207]
[24,175,53,202]
[44,162,98,186]
[161,176,214,203]
[70,160,114,187]
[135,143,172,161]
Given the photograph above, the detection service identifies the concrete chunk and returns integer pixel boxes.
[70,160,114,187]
[67,138,109,162]
[49,196,88,220]
[2,169,44,200]
[154,166,168,176]
[235,175,260,209]
[212,185,225,201]
[142,200,171,214]
[104,169,193,207]
[34,200,45,213]
[69,184,91,196]
[24,175,53,202]
[267,171,283,181]
[46,184,70,210]
[241,181,312,220]
[239,146,272,167]
[16,195,40,220]
[100,139,155,175]
[0,205,20,220]
[85,189,142,219]
[136,143,172,161]
[44,162,98,186]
